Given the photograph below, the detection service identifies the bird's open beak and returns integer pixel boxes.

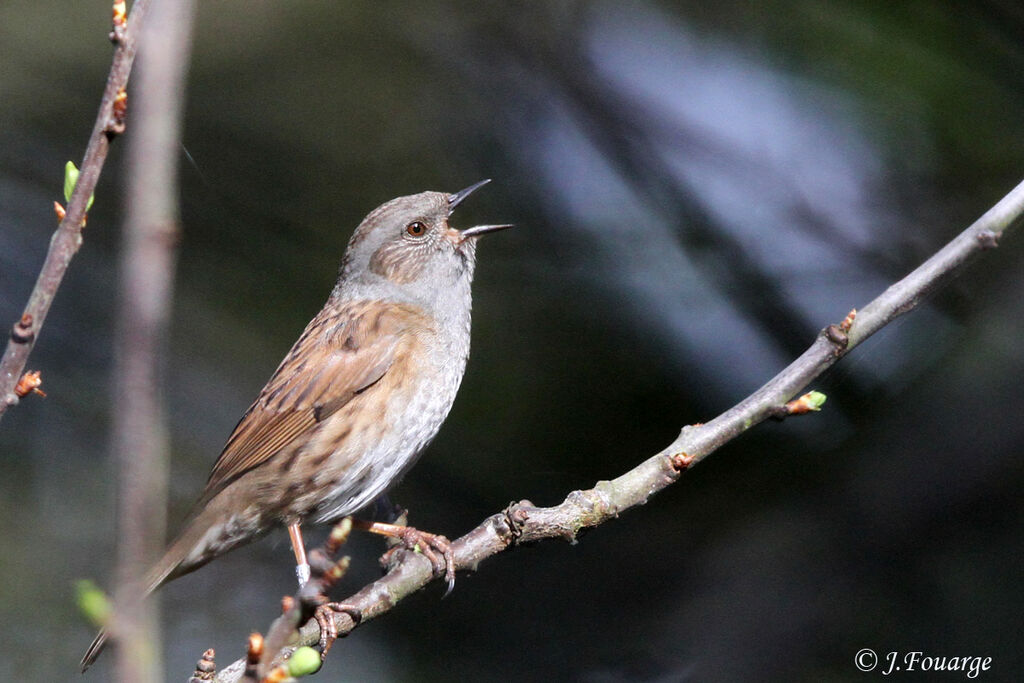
[446,179,513,245]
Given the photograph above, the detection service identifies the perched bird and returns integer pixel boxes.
[81,180,510,670]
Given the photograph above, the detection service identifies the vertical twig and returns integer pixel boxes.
[0,0,152,420]
[111,0,197,681]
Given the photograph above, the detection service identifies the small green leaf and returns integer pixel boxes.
[804,391,827,410]
[75,579,111,627]
[63,161,78,203]
[63,161,95,211]
[288,646,323,677]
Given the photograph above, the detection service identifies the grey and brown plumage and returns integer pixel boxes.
[81,182,510,670]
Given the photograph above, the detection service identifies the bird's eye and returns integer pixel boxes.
[406,221,427,237]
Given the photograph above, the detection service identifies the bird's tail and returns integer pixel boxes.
[79,502,229,672]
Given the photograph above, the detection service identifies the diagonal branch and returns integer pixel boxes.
[211,178,1024,682]
[0,0,151,420]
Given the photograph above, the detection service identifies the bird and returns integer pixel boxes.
[81,180,511,670]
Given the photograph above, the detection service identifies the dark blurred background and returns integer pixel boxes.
[2,1,1023,681]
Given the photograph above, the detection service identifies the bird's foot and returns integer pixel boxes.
[313,602,362,657]
[354,519,456,592]
[381,525,455,592]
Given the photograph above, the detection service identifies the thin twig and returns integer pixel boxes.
[111,0,197,681]
[211,180,1024,682]
[0,0,151,420]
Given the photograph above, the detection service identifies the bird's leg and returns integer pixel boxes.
[351,519,456,592]
[287,522,311,587]
[304,521,362,658]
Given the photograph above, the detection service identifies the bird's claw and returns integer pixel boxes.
[313,602,362,657]
[380,527,456,594]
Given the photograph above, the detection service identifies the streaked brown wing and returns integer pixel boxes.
[200,301,421,500]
